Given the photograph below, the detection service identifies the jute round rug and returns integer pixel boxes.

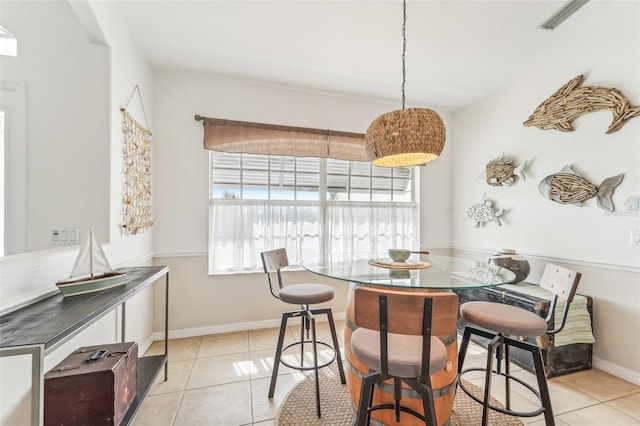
[275,365,524,425]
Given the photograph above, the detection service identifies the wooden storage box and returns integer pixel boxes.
[454,284,593,378]
[44,342,138,426]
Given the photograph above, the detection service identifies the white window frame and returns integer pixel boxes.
[208,151,420,274]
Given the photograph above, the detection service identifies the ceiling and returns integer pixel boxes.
[116,0,592,112]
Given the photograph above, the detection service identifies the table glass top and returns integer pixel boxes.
[302,252,516,290]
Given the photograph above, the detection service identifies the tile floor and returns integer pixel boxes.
[133,321,640,426]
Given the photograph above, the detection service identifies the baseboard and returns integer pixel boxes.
[137,333,156,356]
[151,312,346,341]
[593,356,640,386]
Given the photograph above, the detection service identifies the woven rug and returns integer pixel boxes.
[275,365,524,425]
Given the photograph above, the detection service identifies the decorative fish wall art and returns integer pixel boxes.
[467,195,506,227]
[538,164,624,212]
[523,75,640,134]
[481,155,527,187]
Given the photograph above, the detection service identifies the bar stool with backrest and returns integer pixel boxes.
[351,286,458,426]
[260,248,346,418]
[457,263,582,426]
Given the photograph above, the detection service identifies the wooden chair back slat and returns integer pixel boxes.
[261,248,289,273]
[540,263,581,303]
[353,286,458,336]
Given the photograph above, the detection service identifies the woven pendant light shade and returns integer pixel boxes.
[365,108,446,167]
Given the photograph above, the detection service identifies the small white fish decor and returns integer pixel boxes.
[481,155,527,187]
[467,195,506,227]
[523,75,640,134]
[538,164,624,212]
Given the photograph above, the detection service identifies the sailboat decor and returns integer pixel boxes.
[56,226,128,297]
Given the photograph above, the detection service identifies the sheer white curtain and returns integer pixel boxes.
[209,200,321,273]
[326,202,418,255]
[209,199,418,274]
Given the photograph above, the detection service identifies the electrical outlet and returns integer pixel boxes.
[626,197,640,210]
[51,227,80,245]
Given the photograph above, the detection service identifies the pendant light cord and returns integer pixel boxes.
[401,0,407,110]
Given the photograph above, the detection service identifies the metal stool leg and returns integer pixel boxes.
[458,325,473,374]
[420,377,438,426]
[300,311,306,367]
[393,378,402,422]
[531,346,555,426]
[504,341,511,410]
[355,372,379,426]
[309,312,321,417]
[326,309,346,384]
[269,312,291,398]
[482,334,501,426]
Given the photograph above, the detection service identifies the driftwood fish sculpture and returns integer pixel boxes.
[523,75,640,134]
[482,155,527,187]
[467,195,505,227]
[538,164,624,212]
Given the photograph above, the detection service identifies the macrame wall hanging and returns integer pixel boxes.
[120,85,153,235]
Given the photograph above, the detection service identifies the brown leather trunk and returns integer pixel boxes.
[44,342,138,426]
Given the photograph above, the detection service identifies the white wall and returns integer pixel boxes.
[88,0,155,267]
[151,68,453,334]
[0,0,110,255]
[451,1,640,382]
[1,1,156,423]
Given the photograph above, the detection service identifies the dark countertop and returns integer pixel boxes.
[0,266,169,351]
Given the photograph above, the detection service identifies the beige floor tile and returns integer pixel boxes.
[555,369,640,402]
[174,381,253,426]
[468,375,545,424]
[133,328,640,426]
[507,369,601,415]
[248,327,296,352]
[557,403,640,425]
[145,336,202,361]
[459,351,493,381]
[131,391,182,426]
[527,417,569,425]
[546,378,600,415]
[248,348,296,380]
[187,352,252,389]
[250,373,305,423]
[198,331,249,358]
[250,345,345,381]
[607,392,640,420]
[148,359,194,396]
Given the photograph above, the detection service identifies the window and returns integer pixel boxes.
[209,152,419,274]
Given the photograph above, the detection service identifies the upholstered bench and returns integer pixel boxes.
[453,282,594,378]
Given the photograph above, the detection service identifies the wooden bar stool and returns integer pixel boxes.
[260,248,346,418]
[351,286,457,425]
[457,263,582,426]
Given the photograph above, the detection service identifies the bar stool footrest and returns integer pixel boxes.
[280,340,338,371]
[458,367,545,418]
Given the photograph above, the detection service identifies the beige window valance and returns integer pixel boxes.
[195,115,368,161]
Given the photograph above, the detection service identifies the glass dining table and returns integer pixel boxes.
[302,252,516,426]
